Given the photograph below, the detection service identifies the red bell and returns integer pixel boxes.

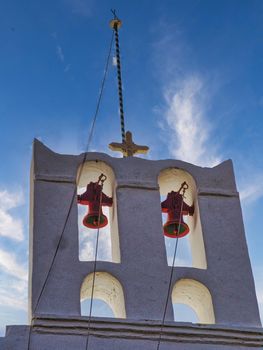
[161,182,194,238]
[77,174,113,229]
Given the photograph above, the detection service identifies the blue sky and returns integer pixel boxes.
[0,0,263,335]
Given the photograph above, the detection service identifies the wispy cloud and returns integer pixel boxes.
[165,236,192,267]
[152,22,221,167]
[78,205,111,261]
[0,248,27,281]
[0,278,27,311]
[253,267,263,322]
[0,293,27,311]
[64,0,93,17]
[163,75,221,167]
[52,34,71,73]
[56,45,65,63]
[64,63,71,72]
[0,188,27,331]
[239,176,263,204]
[0,248,27,315]
[257,290,263,321]
[0,189,24,241]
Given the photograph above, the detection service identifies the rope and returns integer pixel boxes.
[26,30,114,350]
[87,30,114,150]
[111,12,126,143]
[85,177,105,350]
[156,184,188,350]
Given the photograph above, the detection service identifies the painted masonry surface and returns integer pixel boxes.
[1,139,263,349]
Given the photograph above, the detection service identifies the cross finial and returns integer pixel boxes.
[109,131,149,157]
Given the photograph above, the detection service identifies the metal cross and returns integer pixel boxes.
[109,131,149,157]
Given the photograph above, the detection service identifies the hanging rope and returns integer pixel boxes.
[110,9,126,143]
[156,182,189,350]
[26,30,114,350]
[85,174,106,350]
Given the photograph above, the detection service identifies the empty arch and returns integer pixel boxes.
[172,279,215,324]
[80,272,126,318]
[81,298,114,318]
[173,303,198,323]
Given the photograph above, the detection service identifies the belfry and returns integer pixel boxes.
[1,12,263,350]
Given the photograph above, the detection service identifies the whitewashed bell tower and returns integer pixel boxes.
[2,12,263,350]
[2,138,263,350]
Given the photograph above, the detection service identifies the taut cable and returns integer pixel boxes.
[156,183,188,350]
[26,29,114,350]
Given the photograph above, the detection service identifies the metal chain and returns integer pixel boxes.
[112,17,126,143]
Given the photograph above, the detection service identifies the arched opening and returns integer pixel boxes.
[172,279,215,324]
[173,303,198,323]
[80,272,126,318]
[77,161,120,263]
[158,168,206,269]
[81,299,114,318]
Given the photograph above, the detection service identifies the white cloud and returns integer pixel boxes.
[253,268,263,322]
[163,75,221,167]
[78,205,111,261]
[112,56,117,66]
[0,189,23,211]
[257,291,263,321]
[0,249,27,281]
[0,249,27,324]
[56,45,65,63]
[53,37,70,72]
[80,239,95,261]
[0,189,27,329]
[64,63,71,72]
[0,278,28,321]
[64,0,93,17]
[0,252,28,325]
[0,189,24,241]
[79,226,112,261]
[152,22,221,167]
[165,235,192,267]
[0,294,27,311]
[240,180,263,204]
